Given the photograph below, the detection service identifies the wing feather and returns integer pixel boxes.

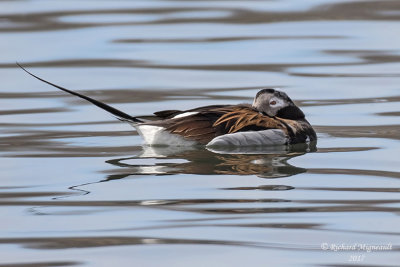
[145,105,292,144]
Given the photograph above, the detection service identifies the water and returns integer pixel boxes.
[1,0,400,266]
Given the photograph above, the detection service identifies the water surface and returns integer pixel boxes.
[1,0,400,266]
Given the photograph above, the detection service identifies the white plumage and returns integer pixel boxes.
[172,112,199,119]
[134,125,198,146]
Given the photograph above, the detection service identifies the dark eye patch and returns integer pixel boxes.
[256,88,275,98]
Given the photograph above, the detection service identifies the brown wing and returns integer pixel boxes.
[212,106,316,144]
[213,106,286,134]
[149,105,288,144]
[166,116,217,144]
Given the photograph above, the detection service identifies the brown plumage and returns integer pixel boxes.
[212,105,284,133]
[150,104,315,145]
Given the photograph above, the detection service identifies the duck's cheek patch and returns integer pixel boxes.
[269,97,286,109]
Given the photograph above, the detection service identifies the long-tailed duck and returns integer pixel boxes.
[18,63,316,147]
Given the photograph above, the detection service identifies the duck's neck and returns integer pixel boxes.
[276,105,305,120]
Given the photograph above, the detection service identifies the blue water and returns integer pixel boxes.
[0,0,399,266]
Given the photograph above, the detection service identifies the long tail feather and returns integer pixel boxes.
[16,62,143,123]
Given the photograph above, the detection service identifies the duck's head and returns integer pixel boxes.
[252,88,305,120]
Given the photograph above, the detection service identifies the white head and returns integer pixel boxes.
[252,88,305,120]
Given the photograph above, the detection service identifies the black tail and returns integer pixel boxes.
[17,62,143,123]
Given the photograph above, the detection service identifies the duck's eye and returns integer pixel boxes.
[270,100,277,106]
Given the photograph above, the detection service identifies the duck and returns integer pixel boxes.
[17,63,317,147]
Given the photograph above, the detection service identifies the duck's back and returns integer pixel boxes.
[134,105,315,146]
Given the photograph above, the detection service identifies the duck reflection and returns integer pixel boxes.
[104,143,315,181]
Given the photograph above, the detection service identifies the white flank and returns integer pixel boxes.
[134,125,197,146]
[206,129,287,147]
[172,111,198,119]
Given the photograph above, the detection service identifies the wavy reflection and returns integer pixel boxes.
[1,0,399,32]
[2,0,400,265]
[0,235,313,251]
[103,144,315,180]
